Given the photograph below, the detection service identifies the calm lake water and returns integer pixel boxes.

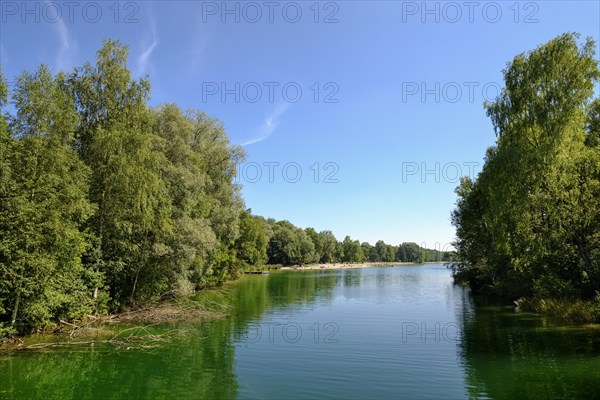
[2,264,600,399]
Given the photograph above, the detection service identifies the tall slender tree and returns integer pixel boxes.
[0,66,96,332]
[452,33,600,301]
[69,40,172,306]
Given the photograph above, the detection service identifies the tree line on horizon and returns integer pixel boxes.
[0,40,450,336]
[451,33,600,320]
[239,212,452,267]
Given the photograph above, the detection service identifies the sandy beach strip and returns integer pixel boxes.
[280,262,420,270]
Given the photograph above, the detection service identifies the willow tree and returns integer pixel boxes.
[0,69,14,334]
[305,227,323,262]
[452,33,600,300]
[152,104,245,290]
[186,108,245,284]
[0,69,10,199]
[342,236,364,263]
[68,40,172,307]
[318,230,339,263]
[234,210,269,269]
[0,66,96,333]
[267,221,316,265]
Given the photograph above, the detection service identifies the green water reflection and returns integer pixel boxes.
[1,266,599,399]
[459,300,600,400]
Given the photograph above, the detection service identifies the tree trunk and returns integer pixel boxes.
[130,266,142,304]
[11,291,20,327]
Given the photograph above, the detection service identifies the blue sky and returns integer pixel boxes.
[1,1,599,250]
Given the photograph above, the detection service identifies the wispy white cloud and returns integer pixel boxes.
[137,8,158,76]
[138,33,157,76]
[241,103,290,146]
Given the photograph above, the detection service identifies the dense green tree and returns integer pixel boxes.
[305,228,323,263]
[235,210,269,268]
[585,98,600,147]
[374,240,385,261]
[188,109,245,283]
[361,242,377,262]
[384,244,396,262]
[318,230,339,263]
[374,240,396,262]
[68,40,173,307]
[342,236,364,263]
[399,243,424,263]
[267,221,315,265]
[0,69,15,335]
[0,66,97,333]
[152,103,245,290]
[0,68,11,206]
[151,104,215,294]
[396,245,406,262]
[452,33,600,302]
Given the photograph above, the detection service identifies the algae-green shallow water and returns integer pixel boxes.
[2,264,600,399]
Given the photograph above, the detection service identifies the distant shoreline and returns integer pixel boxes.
[280,261,449,270]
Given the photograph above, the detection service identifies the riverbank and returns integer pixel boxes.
[0,295,229,351]
[515,297,600,324]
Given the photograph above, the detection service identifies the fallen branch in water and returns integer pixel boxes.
[18,326,188,350]
[2,297,220,350]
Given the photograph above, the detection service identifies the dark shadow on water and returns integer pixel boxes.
[457,295,600,400]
